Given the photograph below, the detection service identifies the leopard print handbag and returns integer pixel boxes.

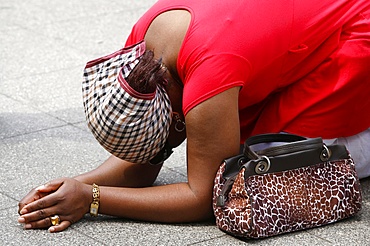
[213,133,362,239]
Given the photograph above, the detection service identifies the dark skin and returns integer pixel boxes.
[18,10,241,232]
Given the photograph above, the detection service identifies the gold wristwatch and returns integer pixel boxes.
[90,183,100,217]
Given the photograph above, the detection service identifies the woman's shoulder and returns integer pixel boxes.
[144,10,191,70]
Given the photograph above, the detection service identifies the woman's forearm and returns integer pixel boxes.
[75,157,213,222]
[74,155,162,188]
[99,182,213,223]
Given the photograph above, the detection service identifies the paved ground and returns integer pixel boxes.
[1,1,370,245]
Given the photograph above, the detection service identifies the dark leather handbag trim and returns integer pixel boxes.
[244,134,320,159]
[222,134,349,179]
[217,133,350,207]
[243,144,349,178]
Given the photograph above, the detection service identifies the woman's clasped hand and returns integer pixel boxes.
[18,178,92,232]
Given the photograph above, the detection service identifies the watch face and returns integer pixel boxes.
[90,203,99,216]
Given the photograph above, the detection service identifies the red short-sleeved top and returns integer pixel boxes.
[126,0,370,142]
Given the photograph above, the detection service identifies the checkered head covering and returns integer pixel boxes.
[82,40,172,163]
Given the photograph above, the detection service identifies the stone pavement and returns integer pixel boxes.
[1,0,369,245]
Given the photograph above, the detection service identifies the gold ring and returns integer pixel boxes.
[50,215,61,226]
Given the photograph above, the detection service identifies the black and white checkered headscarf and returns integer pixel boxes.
[82,40,172,163]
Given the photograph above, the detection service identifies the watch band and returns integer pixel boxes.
[90,183,100,217]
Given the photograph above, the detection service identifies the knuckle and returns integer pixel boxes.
[37,209,46,219]
[37,199,45,209]
[56,193,66,202]
[30,218,50,229]
[42,217,51,227]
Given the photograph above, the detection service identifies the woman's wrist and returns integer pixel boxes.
[80,182,95,214]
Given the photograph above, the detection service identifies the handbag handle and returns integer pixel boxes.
[246,133,307,145]
[242,133,349,176]
[216,133,350,207]
[222,134,323,179]
[243,133,322,160]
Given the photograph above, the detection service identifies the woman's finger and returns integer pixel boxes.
[48,220,71,233]
[19,193,58,215]
[35,179,64,193]
[22,215,72,232]
[19,206,55,224]
[22,217,51,229]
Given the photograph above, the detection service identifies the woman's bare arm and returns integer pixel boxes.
[18,87,241,229]
[74,155,163,188]
[93,87,241,222]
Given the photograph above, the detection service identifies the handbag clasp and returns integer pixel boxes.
[255,156,271,174]
[320,144,332,162]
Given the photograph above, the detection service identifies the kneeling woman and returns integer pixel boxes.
[18,0,370,232]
